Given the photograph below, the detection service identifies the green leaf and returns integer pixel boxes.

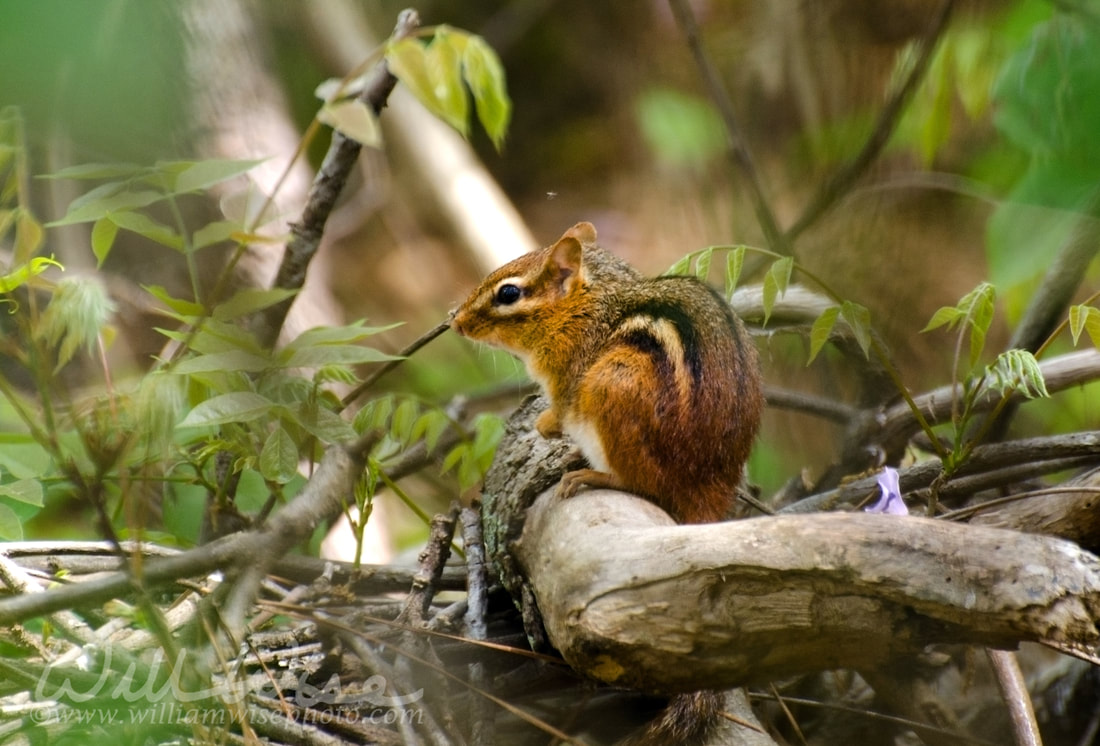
[761,256,793,324]
[0,435,50,479]
[293,402,356,444]
[178,392,275,429]
[90,217,120,267]
[917,42,952,166]
[807,306,840,364]
[839,301,873,358]
[318,99,383,148]
[280,344,402,369]
[354,394,395,434]
[693,247,713,282]
[462,34,511,150]
[471,413,504,471]
[212,288,299,320]
[417,410,450,453]
[724,247,745,299]
[260,426,299,484]
[284,320,403,350]
[388,38,444,121]
[0,255,63,293]
[173,350,271,375]
[1068,304,1100,348]
[48,188,166,226]
[922,305,963,332]
[0,479,43,507]
[144,284,204,317]
[664,254,692,277]
[0,502,21,541]
[108,211,184,251]
[981,349,1049,400]
[314,365,358,387]
[1083,307,1100,349]
[441,443,466,475]
[427,27,469,136]
[193,220,241,250]
[922,282,996,368]
[39,162,148,180]
[14,210,43,262]
[391,398,418,446]
[174,159,262,194]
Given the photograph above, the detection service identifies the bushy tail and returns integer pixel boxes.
[620,690,720,746]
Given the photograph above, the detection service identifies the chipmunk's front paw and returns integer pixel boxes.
[556,468,623,500]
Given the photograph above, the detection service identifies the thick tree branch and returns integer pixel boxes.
[516,487,1100,693]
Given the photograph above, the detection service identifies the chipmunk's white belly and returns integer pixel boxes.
[562,417,611,473]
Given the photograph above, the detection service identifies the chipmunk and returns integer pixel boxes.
[451,221,763,524]
[453,222,763,743]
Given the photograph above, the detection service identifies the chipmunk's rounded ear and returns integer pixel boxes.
[547,235,584,293]
[563,221,597,246]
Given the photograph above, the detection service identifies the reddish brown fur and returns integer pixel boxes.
[452,222,763,524]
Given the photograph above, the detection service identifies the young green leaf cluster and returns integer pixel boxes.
[43,158,263,269]
[317,26,511,152]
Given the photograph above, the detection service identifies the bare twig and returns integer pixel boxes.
[666,0,787,254]
[782,431,1100,514]
[762,385,857,424]
[783,0,956,243]
[0,434,378,628]
[396,505,460,627]
[820,348,1100,485]
[461,504,493,746]
[987,649,1042,746]
[746,692,996,746]
[254,9,421,348]
[341,318,451,409]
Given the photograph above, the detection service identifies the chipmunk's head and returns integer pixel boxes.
[450,222,598,355]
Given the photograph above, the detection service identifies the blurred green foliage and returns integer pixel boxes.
[0,2,187,158]
[0,24,507,552]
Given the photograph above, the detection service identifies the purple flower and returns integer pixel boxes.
[865,466,908,515]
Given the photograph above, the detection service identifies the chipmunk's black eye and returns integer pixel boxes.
[495,283,522,305]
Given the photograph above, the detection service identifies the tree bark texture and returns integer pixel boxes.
[483,399,1100,695]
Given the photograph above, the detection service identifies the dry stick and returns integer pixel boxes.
[341,319,451,409]
[253,9,421,349]
[745,693,997,746]
[783,0,956,243]
[397,504,461,627]
[782,430,1100,514]
[461,505,493,746]
[815,348,1100,490]
[666,0,787,255]
[341,633,440,746]
[987,650,1043,746]
[220,431,379,635]
[0,433,378,628]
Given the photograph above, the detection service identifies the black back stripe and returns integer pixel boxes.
[628,295,704,385]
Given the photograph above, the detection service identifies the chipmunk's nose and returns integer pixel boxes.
[449,308,468,336]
